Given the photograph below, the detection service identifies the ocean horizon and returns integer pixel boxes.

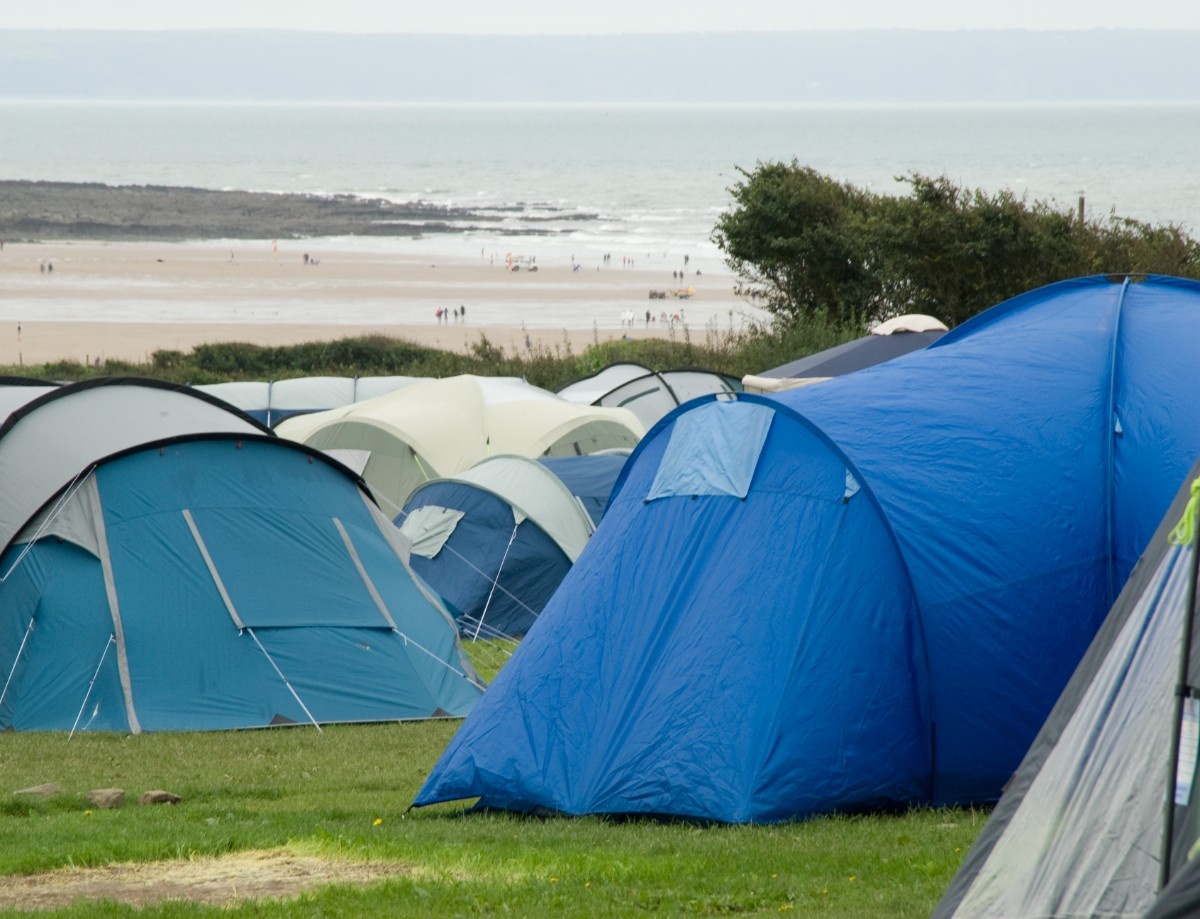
[5,100,1200,327]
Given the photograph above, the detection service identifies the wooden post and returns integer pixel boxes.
[1078,195,1085,226]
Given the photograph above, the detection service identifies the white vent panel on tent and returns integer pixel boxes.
[399,505,466,560]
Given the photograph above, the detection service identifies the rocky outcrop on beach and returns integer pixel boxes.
[0,180,590,242]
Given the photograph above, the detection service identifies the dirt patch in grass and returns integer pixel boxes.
[0,849,407,910]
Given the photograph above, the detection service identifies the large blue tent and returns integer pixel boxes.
[414,275,1200,823]
[0,379,483,732]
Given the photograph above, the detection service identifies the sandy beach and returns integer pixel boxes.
[0,239,753,367]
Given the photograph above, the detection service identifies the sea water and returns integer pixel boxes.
[3,100,1200,320]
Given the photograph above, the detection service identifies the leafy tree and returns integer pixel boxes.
[714,163,1200,328]
[712,163,882,326]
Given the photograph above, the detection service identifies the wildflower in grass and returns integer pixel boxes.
[373,818,383,826]
[84,810,93,816]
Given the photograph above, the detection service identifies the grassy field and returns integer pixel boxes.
[0,721,985,917]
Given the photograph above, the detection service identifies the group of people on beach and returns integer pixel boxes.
[435,305,467,324]
[620,308,684,328]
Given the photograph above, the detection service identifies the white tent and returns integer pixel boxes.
[276,375,644,513]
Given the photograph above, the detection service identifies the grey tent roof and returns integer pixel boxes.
[742,315,948,393]
[0,378,267,554]
[558,362,741,429]
[197,375,419,426]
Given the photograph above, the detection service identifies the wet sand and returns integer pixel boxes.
[0,239,743,366]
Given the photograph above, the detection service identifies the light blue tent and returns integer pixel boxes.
[414,275,1200,823]
[0,379,483,732]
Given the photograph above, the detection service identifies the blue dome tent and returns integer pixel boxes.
[397,454,622,639]
[414,275,1200,823]
[0,379,483,732]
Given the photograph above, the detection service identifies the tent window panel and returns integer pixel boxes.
[185,508,393,629]
[398,505,465,559]
[647,401,774,500]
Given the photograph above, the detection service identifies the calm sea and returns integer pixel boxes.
[4,100,1200,303]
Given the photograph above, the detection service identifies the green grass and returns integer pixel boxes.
[0,724,985,917]
[0,311,866,392]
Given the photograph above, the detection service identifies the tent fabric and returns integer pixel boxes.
[646,400,773,501]
[934,458,1200,919]
[0,378,269,555]
[558,362,742,429]
[1146,857,1200,919]
[742,324,947,394]
[537,453,629,526]
[402,505,466,559]
[449,456,595,561]
[276,375,643,514]
[0,378,60,423]
[397,454,606,637]
[413,274,1200,824]
[197,376,419,427]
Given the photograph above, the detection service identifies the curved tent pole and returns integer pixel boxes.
[1103,276,1131,607]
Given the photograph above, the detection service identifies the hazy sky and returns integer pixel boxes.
[9,0,1200,32]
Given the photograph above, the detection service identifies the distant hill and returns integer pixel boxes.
[0,29,1196,103]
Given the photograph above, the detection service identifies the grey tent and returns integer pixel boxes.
[558,362,741,430]
[741,314,947,393]
[197,375,419,427]
[935,457,1200,918]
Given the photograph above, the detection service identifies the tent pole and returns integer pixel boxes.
[1161,481,1200,889]
[474,523,520,641]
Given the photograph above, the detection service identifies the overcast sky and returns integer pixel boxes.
[8,0,1200,32]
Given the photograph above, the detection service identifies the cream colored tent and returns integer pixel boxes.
[276,375,644,514]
